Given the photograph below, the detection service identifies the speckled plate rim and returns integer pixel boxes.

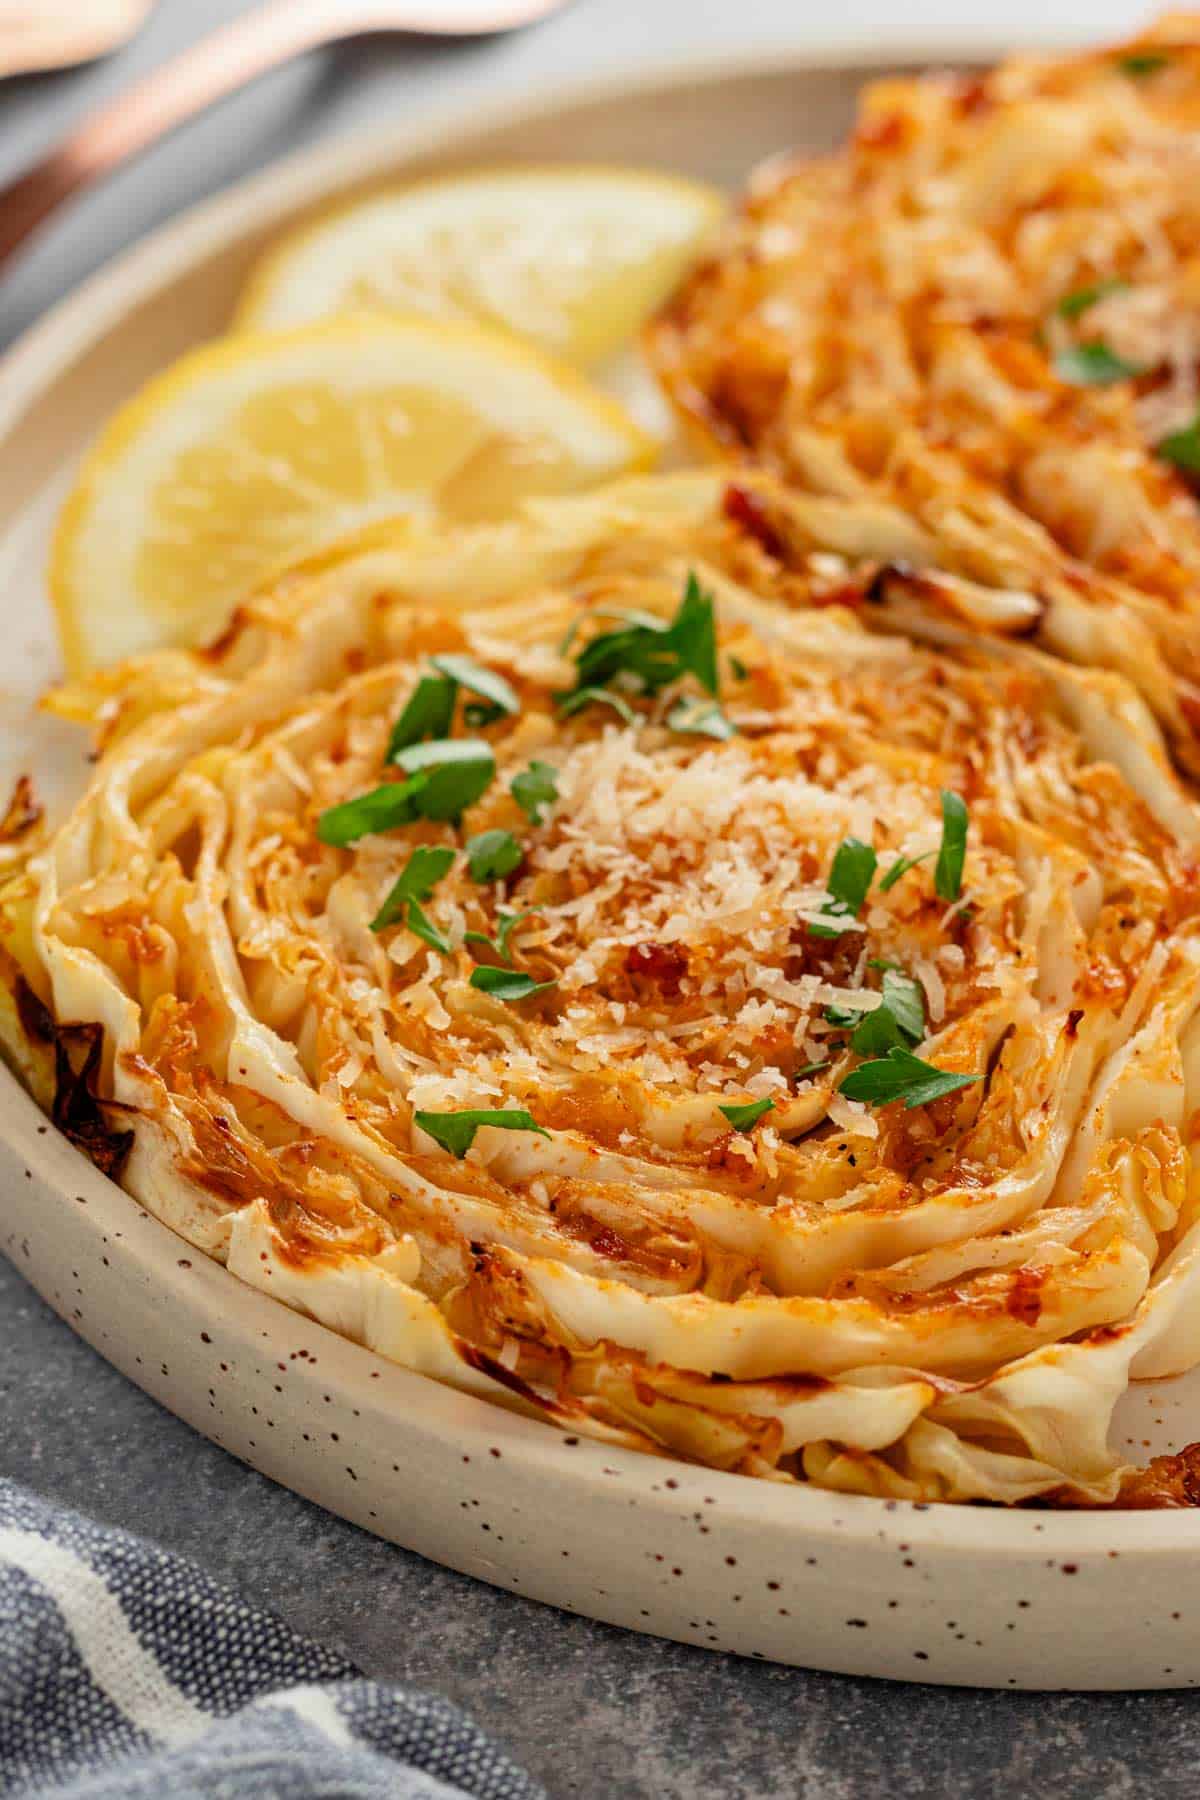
[3,23,1199,1689]
[6,1059,1200,1692]
[0,1062,1192,1564]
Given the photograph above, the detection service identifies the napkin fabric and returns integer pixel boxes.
[0,1478,542,1800]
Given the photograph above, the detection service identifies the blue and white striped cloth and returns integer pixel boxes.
[0,1479,542,1799]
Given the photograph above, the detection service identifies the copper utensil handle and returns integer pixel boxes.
[0,0,358,268]
[0,0,558,272]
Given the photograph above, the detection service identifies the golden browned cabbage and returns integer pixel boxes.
[5,471,1200,1503]
[649,14,1200,774]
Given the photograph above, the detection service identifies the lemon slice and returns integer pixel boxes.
[234,166,725,366]
[51,316,653,673]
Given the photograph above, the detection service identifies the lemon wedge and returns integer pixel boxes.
[234,166,725,366]
[51,316,653,673]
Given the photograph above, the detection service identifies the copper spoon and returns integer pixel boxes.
[0,0,569,273]
[0,1,156,78]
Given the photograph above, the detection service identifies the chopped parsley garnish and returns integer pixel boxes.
[881,968,926,1041]
[386,673,457,758]
[429,653,519,727]
[834,968,925,1058]
[392,737,491,776]
[466,828,523,883]
[667,696,737,740]
[317,779,427,847]
[1157,411,1200,476]
[664,573,720,696]
[510,760,559,824]
[464,908,535,966]
[390,738,496,821]
[557,686,636,725]
[370,845,453,927]
[414,1108,551,1158]
[719,1096,775,1132]
[1053,341,1144,386]
[934,789,969,903]
[560,571,719,715]
[838,1047,980,1110]
[468,965,556,1003]
[794,1059,830,1081]
[1055,278,1127,321]
[405,907,452,956]
[1118,51,1168,77]
[370,845,456,950]
[878,850,933,893]
[386,656,517,756]
[874,794,967,902]
[827,838,878,910]
[558,606,664,657]
[729,654,749,681]
[824,968,924,1057]
[809,837,878,938]
[321,740,497,843]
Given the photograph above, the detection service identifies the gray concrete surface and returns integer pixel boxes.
[1,3,1194,1794]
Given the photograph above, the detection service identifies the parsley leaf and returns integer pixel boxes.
[794,1059,829,1081]
[878,850,933,893]
[558,607,664,657]
[466,828,523,883]
[719,1096,775,1132]
[1055,278,1128,321]
[1054,341,1144,386]
[392,737,492,775]
[390,738,496,821]
[494,909,532,961]
[668,571,720,696]
[324,742,495,841]
[405,900,453,956]
[386,673,457,759]
[562,571,719,712]
[414,1107,550,1158]
[838,1047,980,1110]
[809,837,878,937]
[510,760,559,825]
[823,969,925,1056]
[729,654,749,681]
[386,657,518,754]
[840,969,926,1058]
[667,696,737,740]
[877,968,925,1041]
[935,790,969,903]
[1157,411,1200,476]
[370,845,455,933]
[557,686,636,725]
[464,908,536,966]
[317,778,427,846]
[430,654,519,728]
[827,837,878,911]
[1119,51,1168,77]
[468,966,556,1002]
[571,626,662,693]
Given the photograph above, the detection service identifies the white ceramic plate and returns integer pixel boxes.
[3,36,1199,1693]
